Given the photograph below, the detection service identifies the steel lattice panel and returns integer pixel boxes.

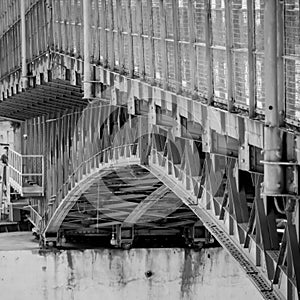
[196,45,207,97]
[233,51,249,106]
[133,36,140,75]
[167,41,176,90]
[180,43,191,90]
[254,0,265,111]
[178,0,189,42]
[152,1,161,38]
[284,0,300,123]
[285,0,300,56]
[194,0,206,43]
[255,53,265,110]
[211,0,226,47]
[131,0,140,75]
[165,0,174,39]
[254,0,264,52]
[285,58,300,121]
[154,39,163,83]
[143,38,152,79]
[232,0,248,49]
[213,48,228,102]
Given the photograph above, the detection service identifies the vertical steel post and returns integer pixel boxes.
[247,0,255,118]
[20,0,28,89]
[263,0,283,195]
[277,0,285,126]
[83,0,92,99]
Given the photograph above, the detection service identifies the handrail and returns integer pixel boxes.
[8,149,43,158]
[8,149,44,196]
[57,143,137,197]
[42,143,138,232]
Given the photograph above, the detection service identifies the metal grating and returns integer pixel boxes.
[180,43,191,90]
[285,58,300,121]
[144,38,152,79]
[99,0,106,63]
[154,39,163,82]
[152,0,161,38]
[167,41,176,89]
[202,221,281,300]
[133,36,140,75]
[255,53,265,110]
[121,0,128,72]
[254,0,264,52]
[213,48,228,102]
[91,0,99,62]
[107,33,113,68]
[112,0,119,67]
[232,0,248,49]
[6,0,300,132]
[178,0,189,42]
[254,0,265,112]
[74,0,83,56]
[165,0,174,39]
[131,0,138,33]
[211,0,226,47]
[142,0,149,34]
[0,0,48,78]
[123,34,129,73]
[284,0,300,57]
[233,51,249,106]
[194,0,206,43]
[196,45,207,97]
[231,0,249,107]
[284,1,300,123]
[114,33,119,68]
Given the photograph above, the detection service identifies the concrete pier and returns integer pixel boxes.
[0,233,262,300]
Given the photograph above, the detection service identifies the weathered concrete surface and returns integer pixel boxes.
[0,232,37,251]
[0,241,262,300]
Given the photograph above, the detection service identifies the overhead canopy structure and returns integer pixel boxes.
[0,79,86,121]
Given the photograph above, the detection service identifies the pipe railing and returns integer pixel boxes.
[8,149,44,196]
[41,142,139,233]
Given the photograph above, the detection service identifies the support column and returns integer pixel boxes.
[83,0,92,99]
[247,0,255,118]
[139,114,149,166]
[263,0,283,195]
[277,0,285,126]
[20,0,28,89]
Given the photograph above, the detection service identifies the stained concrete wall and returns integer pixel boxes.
[0,247,263,300]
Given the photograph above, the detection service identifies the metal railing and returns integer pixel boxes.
[24,204,42,230]
[42,142,140,234]
[8,149,44,196]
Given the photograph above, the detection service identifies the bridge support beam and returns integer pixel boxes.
[83,0,92,99]
[20,0,28,90]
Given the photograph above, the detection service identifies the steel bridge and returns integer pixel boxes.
[1,0,300,299]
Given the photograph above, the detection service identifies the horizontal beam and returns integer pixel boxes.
[124,185,170,224]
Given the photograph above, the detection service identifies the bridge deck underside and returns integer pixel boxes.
[0,79,86,120]
[60,165,200,247]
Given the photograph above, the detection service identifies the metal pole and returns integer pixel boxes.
[83,0,92,99]
[277,0,285,127]
[263,0,283,195]
[20,0,28,89]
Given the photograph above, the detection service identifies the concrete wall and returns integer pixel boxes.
[0,247,262,300]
